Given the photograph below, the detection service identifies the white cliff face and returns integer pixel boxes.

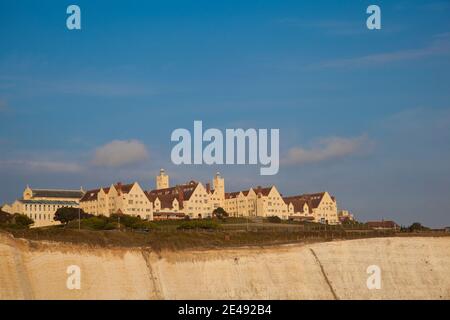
[1,233,449,300]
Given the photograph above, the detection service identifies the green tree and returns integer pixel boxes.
[408,222,429,232]
[266,216,282,223]
[212,207,229,219]
[13,214,34,228]
[54,207,90,225]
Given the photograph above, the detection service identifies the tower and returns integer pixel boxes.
[213,172,225,200]
[156,168,169,190]
[23,185,33,200]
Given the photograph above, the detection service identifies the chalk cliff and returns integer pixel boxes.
[1,234,449,299]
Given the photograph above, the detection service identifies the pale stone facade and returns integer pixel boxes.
[147,171,225,219]
[284,192,339,224]
[4,170,342,227]
[80,182,153,220]
[156,169,169,190]
[147,171,339,223]
[225,189,257,217]
[147,180,212,219]
[210,172,225,210]
[2,187,84,228]
[224,186,290,219]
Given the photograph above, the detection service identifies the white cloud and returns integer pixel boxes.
[314,34,450,68]
[0,160,82,173]
[92,140,149,167]
[284,135,372,165]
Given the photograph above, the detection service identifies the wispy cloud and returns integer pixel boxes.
[92,140,150,168]
[314,33,450,68]
[283,135,373,165]
[0,159,83,173]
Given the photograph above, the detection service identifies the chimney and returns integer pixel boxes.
[116,182,122,195]
[206,183,211,193]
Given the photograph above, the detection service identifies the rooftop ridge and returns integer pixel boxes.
[31,188,84,192]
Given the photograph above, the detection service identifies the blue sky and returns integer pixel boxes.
[1,0,450,226]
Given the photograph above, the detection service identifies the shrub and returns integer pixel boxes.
[212,207,229,219]
[110,214,141,228]
[131,221,158,231]
[341,219,367,229]
[0,212,34,229]
[81,217,108,230]
[104,222,120,230]
[407,222,430,232]
[153,219,186,226]
[177,220,221,230]
[13,214,34,228]
[266,216,282,223]
[0,210,12,224]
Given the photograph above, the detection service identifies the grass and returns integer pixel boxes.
[4,225,402,251]
[3,218,448,251]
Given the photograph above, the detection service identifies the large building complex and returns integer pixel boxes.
[146,180,211,219]
[224,186,288,219]
[1,186,84,227]
[80,182,153,220]
[283,192,339,224]
[2,170,341,227]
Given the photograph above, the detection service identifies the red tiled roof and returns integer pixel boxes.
[144,191,158,202]
[225,191,241,199]
[80,189,101,202]
[80,182,136,202]
[114,183,134,195]
[283,192,333,210]
[158,194,180,209]
[146,181,199,209]
[226,186,272,199]
[148,181,198,202]
[284,198,312,213]
[255,186,272,196]
[145,191,181,209]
